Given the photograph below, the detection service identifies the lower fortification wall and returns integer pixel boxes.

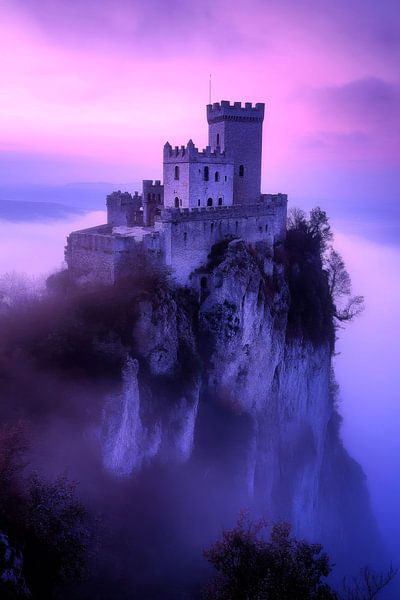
[160,198,287,284]
[66,227,164,284]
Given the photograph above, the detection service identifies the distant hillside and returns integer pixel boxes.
[0,199,85,222]
[0,182,141,214]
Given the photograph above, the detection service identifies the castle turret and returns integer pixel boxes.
[207,101,265,206]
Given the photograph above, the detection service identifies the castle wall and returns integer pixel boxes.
[160,196,287,285]
[65,227,116,284]
[65,226,164,285]
[163,161,190,208]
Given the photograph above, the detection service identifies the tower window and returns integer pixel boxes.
[174,197,179,208]
[239,165,244,177]
[204,166,209,181]
[174,165,180,180]
[207,197,213,207]
[215,171,220,182]
[216,133,220,146]
[184,232,187,243]
[197,199,201,207]
[218,197,222,206]
[224,175,227,182]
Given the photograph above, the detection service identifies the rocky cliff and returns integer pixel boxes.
[101,238,380,572]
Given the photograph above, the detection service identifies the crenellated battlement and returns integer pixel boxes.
[207,100,265,124]
[159,194,287,224]
[163,140,230,163]
[143,179,162,187]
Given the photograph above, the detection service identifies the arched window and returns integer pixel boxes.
[174,165,180,180]
[204,166,209,181]
[218,197,223,206]
[207,197,213,207]
[215,171,220,182]
[174,197,179,208]
[197,199,201,207]
[239,165,244,177]
[216,133,220,146]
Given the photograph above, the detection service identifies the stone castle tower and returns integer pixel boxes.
[207,101,265,205]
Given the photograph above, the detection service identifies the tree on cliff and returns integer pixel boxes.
[202,514,397,600]
[285,207,364,346]
[202,513,338,600]
[0,424,94,599]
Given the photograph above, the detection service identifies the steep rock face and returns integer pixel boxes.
[101,239,378,565]
[198,240,333,538]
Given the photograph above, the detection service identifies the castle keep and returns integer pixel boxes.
[65,101,287,286]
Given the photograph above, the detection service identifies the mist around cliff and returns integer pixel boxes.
[0,213,396,598]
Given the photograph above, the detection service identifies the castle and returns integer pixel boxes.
[65,100,287,287]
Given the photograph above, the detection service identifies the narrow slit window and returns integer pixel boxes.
[174,165,180,180]
[204,166,209,181]
[239,165,244,177]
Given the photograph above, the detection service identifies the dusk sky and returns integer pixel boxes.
[1,0,400,583]
[1,0,399,225]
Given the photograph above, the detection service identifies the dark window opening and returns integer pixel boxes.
[174,197,179,208]
[235,221,238,232]
[215,171,220,182]
[265,224,268,232]
[180,199,182,207]
[239,165,244,177]
[211,223,214,233]
[218,197,223,206]
[204,166,209,181]
[216,133,220,146]
[224,175,227,182]
[174,165,180,180]
[184,232,187,242]
[147,193,151,201]
[200,276,207,290]
[157,194,161,202]
[197,199,201,207]
[207,197,213,207]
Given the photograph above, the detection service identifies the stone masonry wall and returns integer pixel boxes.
[159,196,287,284]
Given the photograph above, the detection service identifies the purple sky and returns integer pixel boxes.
[0,0,399,201]
[1,0,399,570]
